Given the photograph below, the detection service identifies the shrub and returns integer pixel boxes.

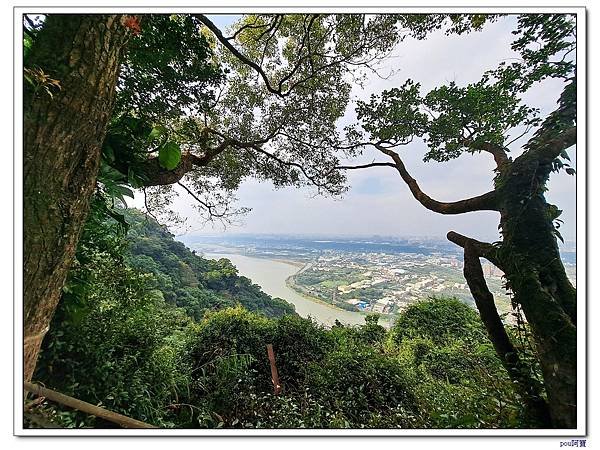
[391,296,486,346]
[306,348,423,428]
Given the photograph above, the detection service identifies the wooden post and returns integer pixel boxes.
[24,382,158,429]
[266,344,281,395]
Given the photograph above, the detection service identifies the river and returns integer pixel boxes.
[202,252,390,327]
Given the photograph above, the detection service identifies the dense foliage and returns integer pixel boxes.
[28,207,537,428]
[344,13,577,427]
[91,14,500,223]
[123,209,295,319]
[23,13,575,429]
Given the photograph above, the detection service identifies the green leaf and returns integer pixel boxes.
[560,149,571,161]
[24,35,33,57]
[158,141,181,170]
[114,185,135,199]
[148,125,167,141]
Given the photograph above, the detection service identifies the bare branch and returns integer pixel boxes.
[336,162,396,170]
[504,125,534,148]
[447,230,502,269]
[177,182,228,218]
[377,145,500,214]
[142,188,159,222]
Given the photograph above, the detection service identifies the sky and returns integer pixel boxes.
[134,14,577,245]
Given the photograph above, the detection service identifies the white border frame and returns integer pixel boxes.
[13,5,587,437]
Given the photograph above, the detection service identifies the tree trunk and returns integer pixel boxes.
[509,273,577,428]
[499,209,577,427]
[447,148,578,428]
[23,14,129,381]
[494,155,577,428]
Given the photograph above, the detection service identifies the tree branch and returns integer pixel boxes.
[142,188,159,222]
[464,139,510,169]
[24,382,157,429]
[376,145,500,214]
[136,125,284,187]
[276,14,319,91]
[225,17,270,41]
[462,243,551,426]
[194,14,287,97]
[248,145,335,190]
[139,141,228,187]
[533,126,576,163]
[177,182,228,218]
[447,230,502,269]
[196,14,391,99]
[336,162,397,170]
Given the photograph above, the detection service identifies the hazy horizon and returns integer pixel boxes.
[177,232,577,253]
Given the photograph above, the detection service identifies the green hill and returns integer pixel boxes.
[30,203,539,429]
[123,209,296,320]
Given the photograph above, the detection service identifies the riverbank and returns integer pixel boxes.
[286,271,395,328]
[199,251,375,326]
[286,274,356,312]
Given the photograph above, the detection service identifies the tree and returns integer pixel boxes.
[24,13,435,382]
[23,14,132,381]
[339,15,577,428]
[23,13,577,428]
[23,12,234,381]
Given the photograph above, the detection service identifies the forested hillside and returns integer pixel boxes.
[123,209,296,319]
[22,13,577,430]
[27,202,542,429]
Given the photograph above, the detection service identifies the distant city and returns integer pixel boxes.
[179,234,577,317]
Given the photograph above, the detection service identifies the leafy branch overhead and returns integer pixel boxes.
[354,76,542,163]
[23,11,578,429]
[98,14,511,222]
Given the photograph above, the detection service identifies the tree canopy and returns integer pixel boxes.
[85,14,501,224]
[22,12,578,429]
